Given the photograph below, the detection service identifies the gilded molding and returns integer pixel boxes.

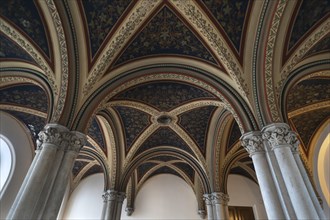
[288,100,330,118]
[83,0,162,95]
[0,76,37,86]
[171,0,247,97]
[0,104,48,118]
[264,0,287,122]
[46,0,69,121]
[0,19,57,95]
[280,19,330,91]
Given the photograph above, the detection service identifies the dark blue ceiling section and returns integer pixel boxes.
[114,82,215,112]
[137,127,195,156]
[0,84,48,112]
[0,0,50,57]
[87,116,106,152]
[149,166,181,179]
[114,6,217,66]
[227,120,241,152]
[137,162,157,181]
[289,0,329,50]
[0,33,36,64]
[201,0,250,52]
[114,106,151,152]
[81,0,131,57]
[173,162,195,183]
[178,106,216,154]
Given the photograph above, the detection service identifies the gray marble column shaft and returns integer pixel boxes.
[262,123,319,219]
[203,194,214,220]
[211,192,229,220]
[293,148,326,219]
[101,190,118,220]
[115,192,126,220]
[42,131,85,220]
[7,124,69,219]
[241,131,285,219]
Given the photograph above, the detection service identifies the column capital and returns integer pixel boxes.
[203,194,213,205]
[262,123,299,152]
[240,131,265,157]
[117,192,126,203]
[36,123,69,149]
[66,131,87,153]
[211,192,229,205]
[198,209,206,219]
[102,190,118,202]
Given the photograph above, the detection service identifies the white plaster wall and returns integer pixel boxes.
[62,173,105,219]
[121,174,201,220]
[227,174,267,220]
[0,112,34,219]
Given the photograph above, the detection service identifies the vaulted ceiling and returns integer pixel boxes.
[0,0,329,212]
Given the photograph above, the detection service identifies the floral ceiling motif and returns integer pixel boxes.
[87,116,106,152]
[0,0,50,57]
[114,81,215,112]
[0,84,48,112]
[201,0,250,53]
[286,78,330,111]
[114,6,217,66]
[288,0,329,50]
[0,33,36,63]
[178,106,216,154]
[114,106,151,151]
[81,0,131,57]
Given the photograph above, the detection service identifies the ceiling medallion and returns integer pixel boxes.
[156,115,172,125]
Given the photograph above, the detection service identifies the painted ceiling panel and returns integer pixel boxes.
[286,78,330,111]
[137,162,157,181]
[226,120,241,152]
[72,160,89,177]
[0,0,50,57]
[291,107,330,151]
[4,110,46,146]
[150,155,179,162]
[114,106,151,151]
[0,84,49,112]
[114,82,215,112]
[137,127,194,156]
[81,164,103,180]
[173,162,195,183]
[114,6,217,66]
[304,35,330,58]
[178,106,216,154]
[81,0,131,57]
[201,0,250,53]
[0,33,36,63]
[149,166,181,179]
[289,0,329,50]
[87,116,106,152]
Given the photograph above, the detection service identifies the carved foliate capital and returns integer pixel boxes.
[66,131,87,153]
[117,192,126,203]
[262,123,300,152]
[212,192,229,205]
[37,124,69,150]
[240,131,264,157]
[203,194,213,205]
[102,190,118,202]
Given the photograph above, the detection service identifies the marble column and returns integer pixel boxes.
[41,131,86,219]
[101,190,118,220]
[212,192,229,220]
[7,124,69,220]
[291,132,326,219]
[115,192,126,220]
[241,131,285,219]
[262,123,319,219]
[203,194,214,220]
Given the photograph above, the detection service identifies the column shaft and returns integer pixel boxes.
[102,190,118,220]
[115,192,126,220]
[212,192,229,220]
[241,131,285,219]
[263,123,319,219]
[203,194,214,220]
